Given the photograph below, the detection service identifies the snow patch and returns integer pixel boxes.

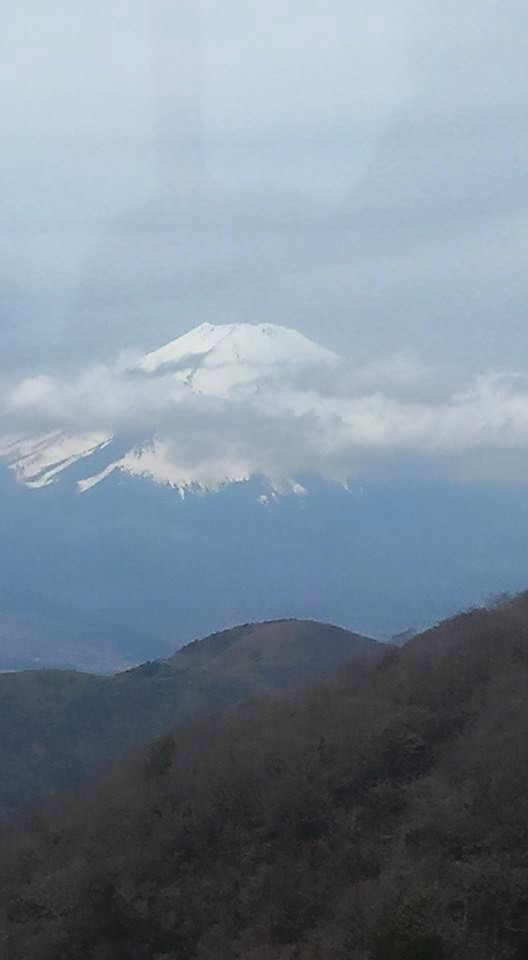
[0,432,111,486]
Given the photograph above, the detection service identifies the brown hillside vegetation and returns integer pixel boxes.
[2,596,528,958]
[0,619,378,818]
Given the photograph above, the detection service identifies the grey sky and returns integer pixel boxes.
[1,0,527,380]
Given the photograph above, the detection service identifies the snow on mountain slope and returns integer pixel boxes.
[0,323,342,493]
[138,322,338,374]
[0,432,112,488]
[135,322,339,398]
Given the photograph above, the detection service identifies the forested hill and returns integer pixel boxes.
[0,619,379,818]
[2,594,528,958]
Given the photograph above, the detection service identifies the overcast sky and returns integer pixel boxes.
[1,0,526,376]
[2,1,528,487]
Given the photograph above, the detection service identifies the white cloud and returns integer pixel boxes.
[5,343,528,488]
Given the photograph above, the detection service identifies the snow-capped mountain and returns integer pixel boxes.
[0,322,341,493]
[135,321,339,388]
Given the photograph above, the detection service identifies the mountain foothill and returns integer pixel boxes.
[2,594,528,958]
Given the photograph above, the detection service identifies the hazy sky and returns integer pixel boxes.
[1,0,526,377]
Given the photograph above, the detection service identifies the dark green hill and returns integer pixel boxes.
[0,619,379,817]
[2,595,528,958]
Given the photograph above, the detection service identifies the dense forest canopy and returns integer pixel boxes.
[0,619,379,818]
[2,595,528,957]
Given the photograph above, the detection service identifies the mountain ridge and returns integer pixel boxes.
[0,617,381,818]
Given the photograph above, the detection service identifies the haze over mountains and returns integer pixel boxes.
[2,322,528,670]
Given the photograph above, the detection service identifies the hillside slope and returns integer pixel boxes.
[0,619,378,817]
[2,596,528,958]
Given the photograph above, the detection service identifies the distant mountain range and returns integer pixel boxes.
[0,618,381,818]
[0,610,140,674]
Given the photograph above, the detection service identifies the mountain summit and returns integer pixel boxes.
[0,322,340,492]
[136,322,339,392]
